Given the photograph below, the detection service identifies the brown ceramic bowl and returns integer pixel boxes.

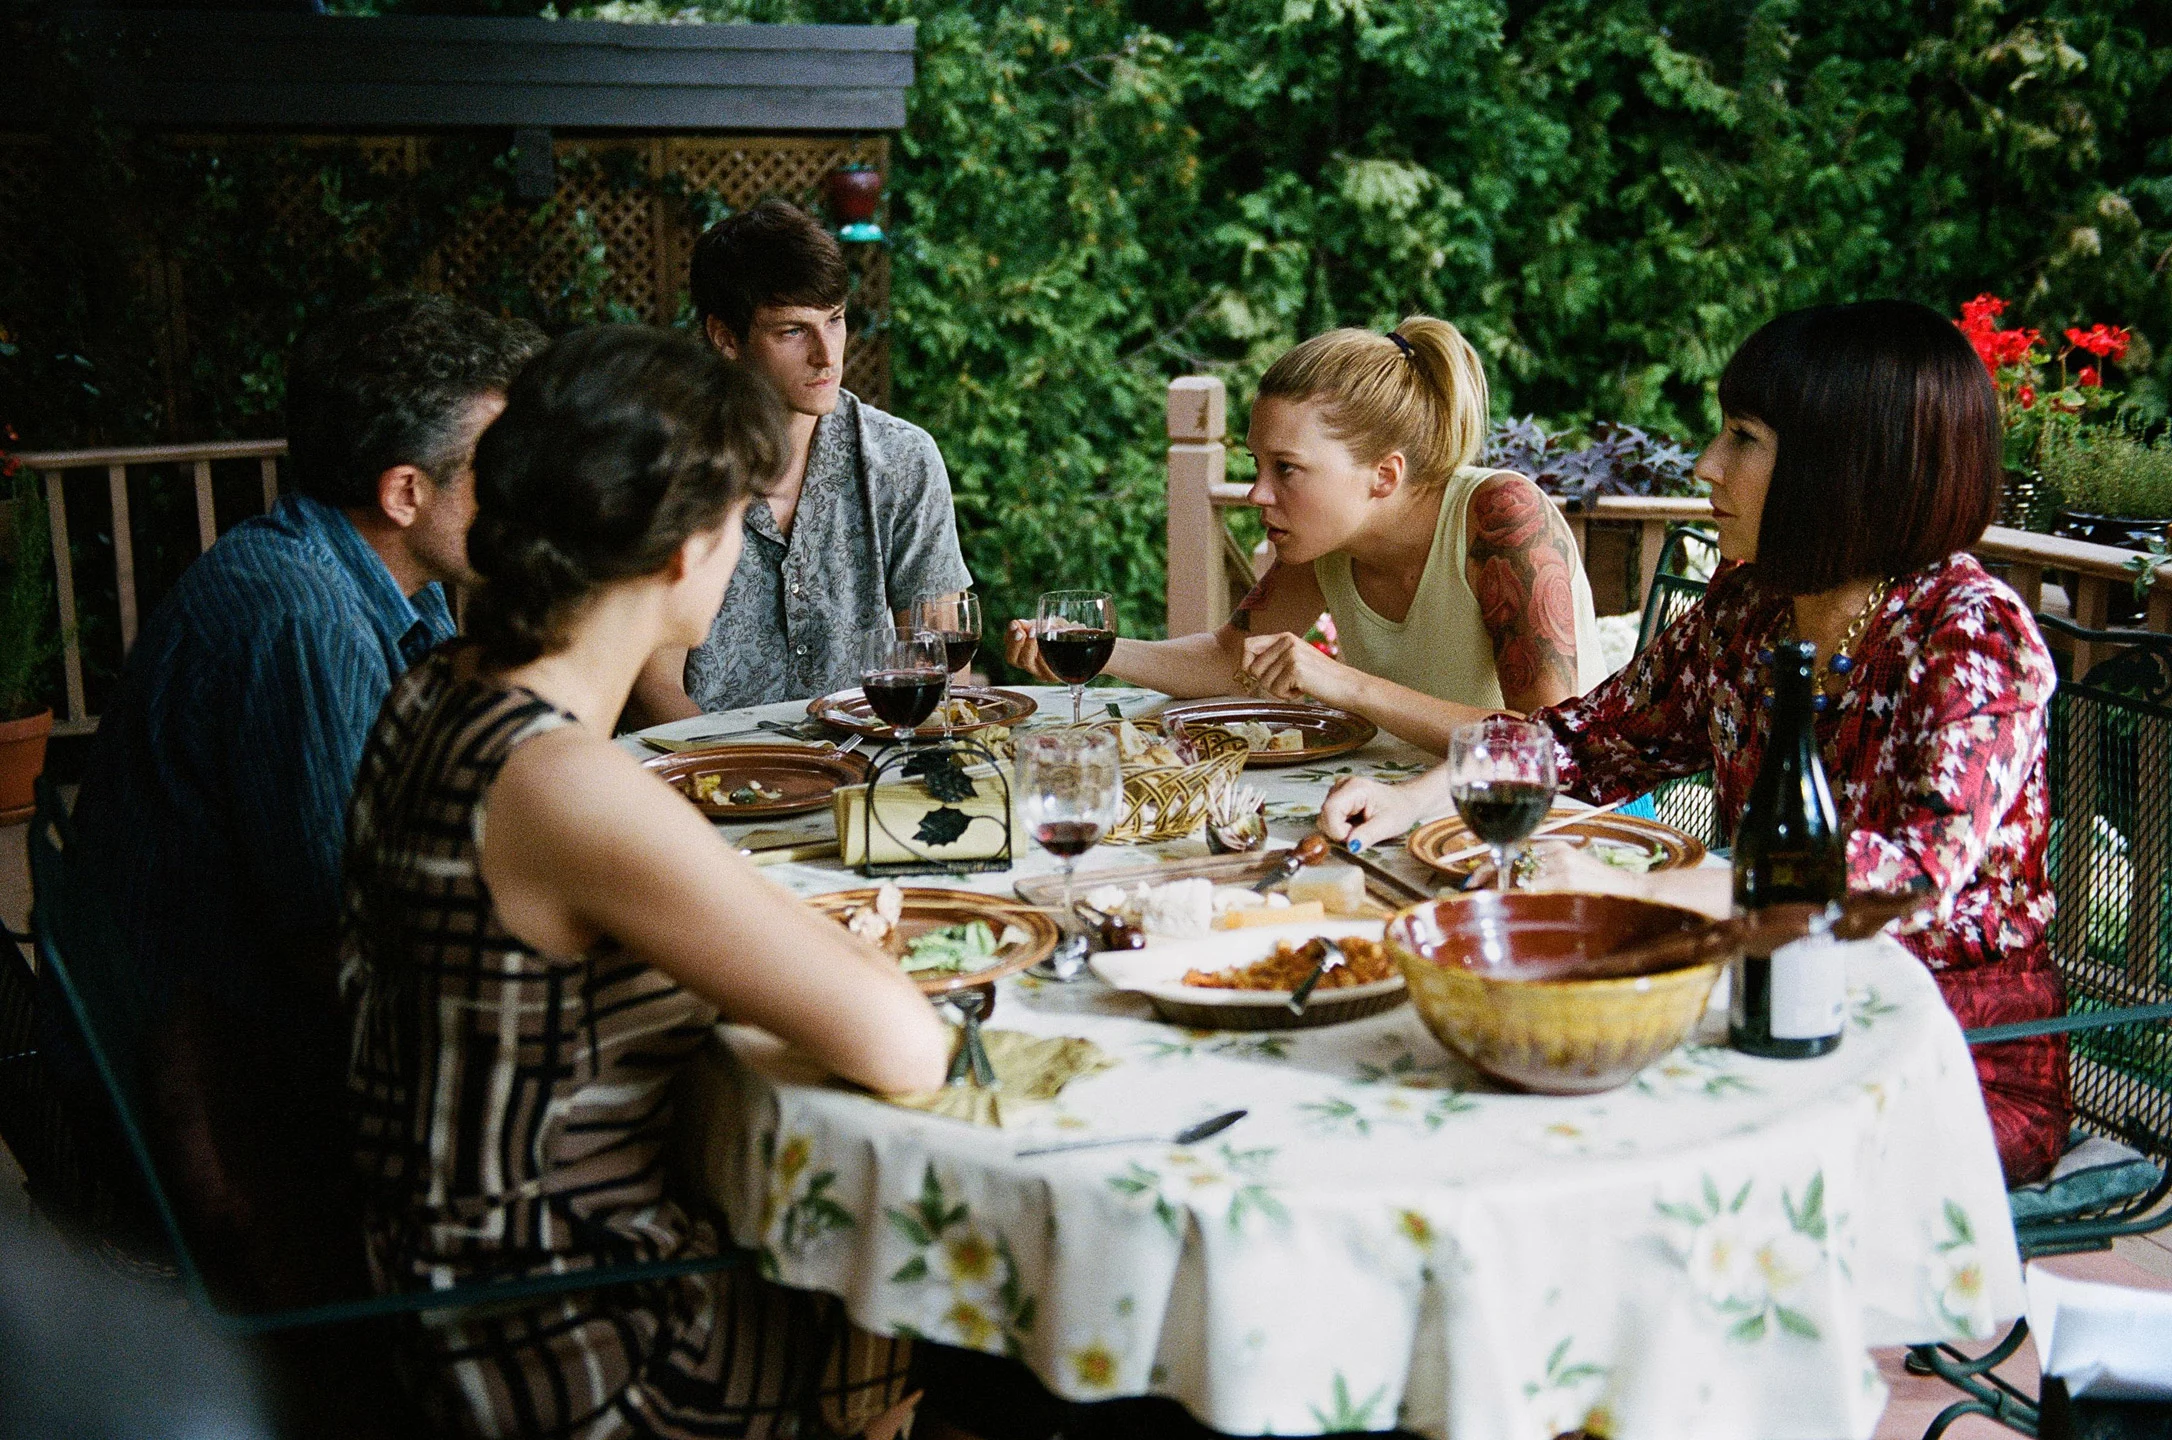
[1384,892,1724,1095]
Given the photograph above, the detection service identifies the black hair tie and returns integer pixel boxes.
[1386,332,1414,360]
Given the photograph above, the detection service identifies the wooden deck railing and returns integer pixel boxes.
[19,440,287,736]
[17,398,2171,740]
[1164,376,2172,669]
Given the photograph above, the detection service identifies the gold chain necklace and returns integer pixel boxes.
[1765,578,1893,713]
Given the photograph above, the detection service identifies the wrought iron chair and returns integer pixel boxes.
[26,774,745,1336]
[1904,617,2172,1438]
[1631,525,1729,851]
[1635,523,1719,654]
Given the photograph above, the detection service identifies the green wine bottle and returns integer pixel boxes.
[1730,639,1848,1058]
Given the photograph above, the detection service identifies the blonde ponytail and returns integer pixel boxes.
[1256,316,1491,491]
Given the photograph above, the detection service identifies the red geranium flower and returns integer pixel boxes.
[2078,367,2101,389]
[2018,385,2037,409]
[1960,294,2007,328]
[2063,324,2131,363]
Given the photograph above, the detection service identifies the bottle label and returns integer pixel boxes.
[1768,934,1847,1040]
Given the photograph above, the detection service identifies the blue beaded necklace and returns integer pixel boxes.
[1759,578,1894,712]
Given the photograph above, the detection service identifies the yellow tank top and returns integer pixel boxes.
[1312,466,1608,709]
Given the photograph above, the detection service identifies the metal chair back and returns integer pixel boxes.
[1635,524,1719,654]
[2024,615,2172,1249]
[1633,525,1729,849]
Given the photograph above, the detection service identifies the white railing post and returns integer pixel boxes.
[1165,376,1228,639]
[19,439,288,736]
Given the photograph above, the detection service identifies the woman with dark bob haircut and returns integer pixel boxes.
[340,327,948,1439]
[1321,299,2066,1183]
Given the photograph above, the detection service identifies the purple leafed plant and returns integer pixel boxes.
[1483,417,1704,511]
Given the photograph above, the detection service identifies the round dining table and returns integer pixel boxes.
[630,685,2025,1440]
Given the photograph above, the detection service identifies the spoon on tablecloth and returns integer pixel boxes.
[1015,1109,1248,1158]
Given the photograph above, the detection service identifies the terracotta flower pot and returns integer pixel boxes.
[2053,510,2171,627]
[0,708,53,825]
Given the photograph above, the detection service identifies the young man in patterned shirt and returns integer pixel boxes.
[630,199,973,720]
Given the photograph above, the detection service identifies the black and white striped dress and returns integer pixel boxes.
[341,647,910,1439]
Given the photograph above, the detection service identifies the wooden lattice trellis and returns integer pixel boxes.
[0,132,892,431]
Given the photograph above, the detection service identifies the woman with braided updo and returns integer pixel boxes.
[339,326,948,1440]
[1006,317,1607,751]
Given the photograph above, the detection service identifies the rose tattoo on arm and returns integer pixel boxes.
[1228,565,1277,634]
[1465,474,1583,709]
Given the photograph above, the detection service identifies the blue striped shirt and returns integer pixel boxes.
[73,494,455,1024]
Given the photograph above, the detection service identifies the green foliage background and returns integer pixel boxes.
[9,0,2171,652]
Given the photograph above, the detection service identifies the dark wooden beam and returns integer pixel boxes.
[57,11,915,132]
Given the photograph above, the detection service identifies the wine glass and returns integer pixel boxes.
[859,625,947,742]
[1034,590,1118,725]
[1016,729,1124,919]
[910,593,985,682]
[1446,717,1559,893]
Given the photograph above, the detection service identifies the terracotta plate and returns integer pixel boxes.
[1088,920,1406,1031]
[645,744,870,821]
[807,888,1061,996]
[808,685,1038,739]
[1407,808,1707,881]
[1156,700,1378,768]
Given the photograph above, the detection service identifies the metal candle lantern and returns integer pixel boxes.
[826,164,885,243]
[854,738,1013,877]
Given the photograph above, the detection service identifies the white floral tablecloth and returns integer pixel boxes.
[636,686,2025,1440]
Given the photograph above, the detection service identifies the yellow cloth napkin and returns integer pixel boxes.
[883,1029,1117,1127]
[832,769,1018,867]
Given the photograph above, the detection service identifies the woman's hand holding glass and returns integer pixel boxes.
[1003,619,1062,683]
[1032,591,1118,725]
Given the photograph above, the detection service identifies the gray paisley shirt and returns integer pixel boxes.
[684,389,973,710]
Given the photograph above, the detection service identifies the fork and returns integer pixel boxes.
[946,989,998,1089]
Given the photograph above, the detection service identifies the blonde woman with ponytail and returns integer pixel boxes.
[1008,317,1605,752]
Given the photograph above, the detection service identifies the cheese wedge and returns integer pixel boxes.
[1214,900,1325,930]
[1286,864,1367,916]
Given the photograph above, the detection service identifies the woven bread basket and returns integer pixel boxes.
[1098,722,1250,844]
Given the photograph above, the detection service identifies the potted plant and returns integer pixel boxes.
[2036,422,2172,625]
[1952,294,2136,532]
[0,433,61,824]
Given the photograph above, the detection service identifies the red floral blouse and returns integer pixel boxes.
[1538,553,2067,1182]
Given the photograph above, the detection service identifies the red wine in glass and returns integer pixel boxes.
[940,632,982,675]
[912,595,986,688]
[860,626,949,740]
[1446,718,1558,892]
[1032,819,1105,858]
[863,670,946,732]
[1453,781,1556,847]
[1039,630,1116,685]
[1017,729,1124,946]
[1035,591,1118,725]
